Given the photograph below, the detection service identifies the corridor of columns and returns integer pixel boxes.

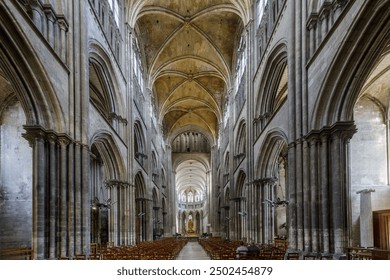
[1,0,390,262]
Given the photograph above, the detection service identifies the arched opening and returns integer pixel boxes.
[162,197,167,237]
[234,121,246,168]
[235,171,247,241]
[254,44,288,138]
[195,211,201,235]
[275,152,288,240]
[134,172,147,243]
[0,81,32,251]
[134,121,146,168]
[224,187,231,240]
[310,1,390,255]
[350,52,390,249]
[89,131,126,247]
[256,129,288,244]
[152,188,161,240]
[180,211,187,236]
[174,155,209,237]
[89,145,109,246]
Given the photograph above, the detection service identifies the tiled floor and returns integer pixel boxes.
[176,241,211,260]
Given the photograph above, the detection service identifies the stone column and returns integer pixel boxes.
[23,127,47,259]
[58,135,71,257]
[303,139,311,252]
[123,182,130,245]
[107,180,118,245]
[329,124,356,256]
[258,181,264,243]
[81,144,90,255]
[295,139,304,251]
[319,132,330,254]
[287,142,297,250]
[129,184,136,245]
[247,182,254,242]
[356,189,375,247]
[43,5,56,48]
[306,16,318,57]
[74,142,82,255]
[67,142,74,257]
[47,133,57,259]
[171,170,177,235]
[29,0,44,33]
[308,135,319,252]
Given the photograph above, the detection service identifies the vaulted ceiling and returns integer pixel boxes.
[132,0,246,142]
[361,45,390,107]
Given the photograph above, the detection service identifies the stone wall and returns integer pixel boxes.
[0,102,32,249]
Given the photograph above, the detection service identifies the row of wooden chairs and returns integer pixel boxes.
[346,247,390,260]
[199,238,241,260]
[199,238,289,260]
[0,247,33,260]
[199,238,336,260]
[59,238,188,260]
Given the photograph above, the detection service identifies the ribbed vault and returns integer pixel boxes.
[132,0,245,141]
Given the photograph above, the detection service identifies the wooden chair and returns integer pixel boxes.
[286,252,300,260]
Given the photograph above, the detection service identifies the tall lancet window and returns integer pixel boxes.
[188,191,194,203]
[108,0,119,25]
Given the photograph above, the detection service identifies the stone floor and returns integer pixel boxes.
[175,241,211,260]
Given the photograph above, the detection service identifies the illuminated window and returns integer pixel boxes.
[188,191,194,203]
[108,0,119,25]
[257,0,266,26]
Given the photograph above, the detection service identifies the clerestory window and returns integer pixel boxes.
[108,0,119,26]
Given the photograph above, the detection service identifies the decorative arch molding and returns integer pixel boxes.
[254,42,287,138]
[235,170,247,197]
[255,42,288,117]
[0,6,65,131]
[134,120,147,166]
[90,130,126,180]
[126,0,251,29]
[256,128,288,179]
[89,41,126,120]
[311,0,390,129]
[171,130,211,153]
[134,171,146,199]
[152,187,159,205]
[168,124,215,147]
[234,119,246,167]
[171,153,211,172]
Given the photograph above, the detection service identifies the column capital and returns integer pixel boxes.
[46,131,58,144]
[356,188,375,194]
[22,125,47,145]
[105,179,131,188]
[57,15,69,31]
[57,134,73,146]
[43,4,57,22]
[253,177,278,186]
[306,13,319,29]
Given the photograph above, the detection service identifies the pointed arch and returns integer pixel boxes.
[89,41,125,120]
[134,171,147,243]
[256,128,288,179]
[90,130,126,180]
[134,172,146,199]
[0,5,65,131]
[134,120,147,166]
[255,43,288,119]
[236,170,247,197]
[234,119,246,167]
[311,1,390,129]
